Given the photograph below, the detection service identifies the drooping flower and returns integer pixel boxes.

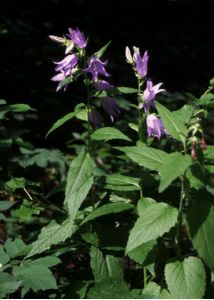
[54,54,78,73]
[146,114,167,140]
[51,54,78,91]
[83,57,110,81]
[133,47,149,78]
[102,97,120,122]
[67,27,87,49]
[141,80,165,112]
[94,79,114,91]
[89,109,103,127]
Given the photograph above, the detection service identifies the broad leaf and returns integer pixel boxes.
[159,152,192,192]
[0,273,22,295]
[156,102,191,143]
[0,201,16,211]
[46,103,85,137]
[186,190,214,271]
[137,197,156,216]
[4,238,27,258]
[165,256,206,298]
[8,103,35,112]
[91,127,131,142]
[27,218,77,258]
[81,202,133,225]
[0,246,10,265]
[65,151,94,219]
[204,145,214,160]
[126,202,178,252]
[116,146,167,171]
[90,246,123,282]
[105,174,140,191]
[197,93,214,106]
[127,240,157,265]
[13,263,57,291]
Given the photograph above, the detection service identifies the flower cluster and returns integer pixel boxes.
[126,46,166,140]
[50,27,120,126]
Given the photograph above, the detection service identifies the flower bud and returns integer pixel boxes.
[125,46,133,64]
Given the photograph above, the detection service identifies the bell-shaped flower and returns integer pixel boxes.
[54,54,78,73]
[94,79,114,91]
[83,57,110,81]
[141,80,165,112]
[89,109,103,128]
[102,97,120,122]
[146,114,167,140]
[67,27,87,49]
[133,47,149,78]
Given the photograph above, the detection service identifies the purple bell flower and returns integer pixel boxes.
[67,27,87,49]
[146,114,167,140]
[141,80,165,112]
[102,97,120,122]
[133,47,149,78]
[83,56,110,81]
[51,54,78,91]
[94,79,114,91]
[89,109,103,128]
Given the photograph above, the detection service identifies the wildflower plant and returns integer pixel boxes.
[2,28,214,299]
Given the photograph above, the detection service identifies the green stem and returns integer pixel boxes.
[176,176,185,258]
[143,267,148,287]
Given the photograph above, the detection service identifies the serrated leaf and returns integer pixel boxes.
[115,146,168,171]
[27,218,76,258]
[127,240,157,265]
[0,246,10,265]
[159,153,192,192]
[4,238,27,258]
[186,190,214,271]
[90,246,123,282]
[165,256,206,298]
[142,282,161,298]
[106,174,140,191]
[137,198,156,216]
[46,103,85,137]
[5,177,26,193]
[13,263,57,292]
[94,40,111,58]
[0,273,22,295]
[87,279,130,299]
[65,151,94,220]
[156,102,190,143]
[197,93,214,106]
[91,127,131,142]
[25,256,60,268]
[126,202,178,253]
[81,202,133,225]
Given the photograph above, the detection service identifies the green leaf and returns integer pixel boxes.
[115,146,168,171]
[0,201,16,211]
[90,246,123,282]
[137,198,156,216]
[0,246,10,265]
[126,202,178,253]
[27,218,77,258]
[165,256,206,298]
[46,103,85,137]
[8,103,35,112]
[142,282,161,298]
[186,190,214,271]
[0,99,6,105]
[127,240,157,265]
[87,279,130,299]
[0,273,22,295]
[156,102,191,143]
[57,76,73,91]
[14,199,42,223]
[13,263,57,292]
[197,93,214,106]
[94,41,111,58]
[24,256,60,268]
[159,153,192,192]
[81,202,133,225]
[65,151,94,220]
[106,174,140,191]
[5,177,26,193]
[204,145,214,160]
[91,127,131,142]
[116,87,138,94]
[4,238,27,258]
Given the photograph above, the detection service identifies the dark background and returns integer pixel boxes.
[0,0,213,147]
